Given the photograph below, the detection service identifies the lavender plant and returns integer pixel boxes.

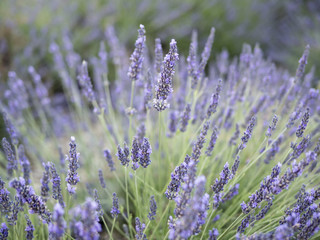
[0,24,319,240]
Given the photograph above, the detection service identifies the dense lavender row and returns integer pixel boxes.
[0,24,319,240]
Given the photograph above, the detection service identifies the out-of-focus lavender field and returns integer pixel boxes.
[0,0,319,82]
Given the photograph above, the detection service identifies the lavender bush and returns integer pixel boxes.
[0,24,320,240]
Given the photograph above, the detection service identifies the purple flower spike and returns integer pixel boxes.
[206,126,218,156]
[2,138,17,177]
[139,138,152,168]
[296,108,310,138]
[266,114,278,138]
[0,177,12,214]
[110,192,120,218]
[48,203,66,240]
[98,170,106,189]
[70,198,101,240]
[148,195,157,220]
[66,136,80,195]
[296,45,310,80]
[18,145,31,185]
[104,149,115,171]
[40,162,50,202]
[135,217,147,240]
[128,25,146,82]
[206,79,222,118]
[155,38,163,74]
[153,39,179,111]
[238,116,256,151]
[180,103,191,132]
[25,214,34,240]
[117,143,130,167]
[49,163,64,208]
[77,61,96,102]
[0,222,8,240]
[131,138,140,170]
[208,228,219,240]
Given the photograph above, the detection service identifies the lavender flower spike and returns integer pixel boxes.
[49,163,64,208]
[139,138,152,168]
[110,192,120,218]
[198,27,215,79]
[180,103,191,132]
[128,24,146,82]
[153,39,179,111]
[266,114,278,138]
[66,136,80,194]
[40,162,50,202]
[148,195,157,220]
[154,38,163,74]
[238,116,256,151]
[0,222,8,240]
[296,108,310,138]
[25,214,34,240]
[208,228,219,240]
[104,149,115,171]
[0,177,12,214]
[206,79,222,118]
[48,203,66,240]
[2,137,17,177]
[135,217,147,240]
[296,44,310,80]
[77,61,96,102]
[131,137,140,170]
[18,145,31,185]
[117,143,130,167]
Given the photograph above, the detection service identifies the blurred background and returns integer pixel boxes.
[0,0,319,87]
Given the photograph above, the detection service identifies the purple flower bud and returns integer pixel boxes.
[154,38,163,74]
[0,178,12,214]
[48,203,66,240]
[266,114,278,138]
[139,138,152,168]
[2,112,19,145]
[148,195,157,220]
[128,25,146,82]
[206,79,222,118]
[66,136,80,194]
[131,138,140,170]
[296,108,310,138]
[180,103,191,132]
[135,217,147,240]
[238,116,256,151]
[191,121,210,162]
[110,192,120,218]
[208,228,219,240]
[25,214,34,240]
[117,143,130,167]
[104,149,115,172]
[70,198,101,240]
[2,138,17,177]
[78,61,96,102]
[98,170,106,188]
[0,222,8,239]
[94,189,103,217]
[153,39,179,111]
[296,45,310,80]
[40,163,50,202]
[49,163,64,208]
[206,126,218,156]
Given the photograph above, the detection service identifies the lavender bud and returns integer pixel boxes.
[139,138,152,168]
[211,162,233,194]
[110,192,120,218]
[154,38,163,74]
[148,195,157,220]
[2,138,17,177]
[94,189,103,217]
[49,163,64,208]
[25,214,34,240]
[198,27,215,78]
[77,61,96,102]
[206,79,222,118]
[296,108,310,138]
[0,177,12,214]
[0,222,8,239]
[70,198,101,240]
[266,114,278,138]
[135,217,147,240]
[191,121,210,162]
[206,126,218,156]
[98,170,106,188]
[2,112,19,145]
[40,163,50,202]
[104,149,115,171]
[180,103,191,132]
[296,45,310,80]
[117,143,130,167]
[168,111,178,135]
[66,136,80,194]
[128,25,146,82]
[131,138,140,170]
[238,116,256,151]
[48,203,66,240]
[153,39,179,111]
[187,37,199,89]
[208,228,219,240]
